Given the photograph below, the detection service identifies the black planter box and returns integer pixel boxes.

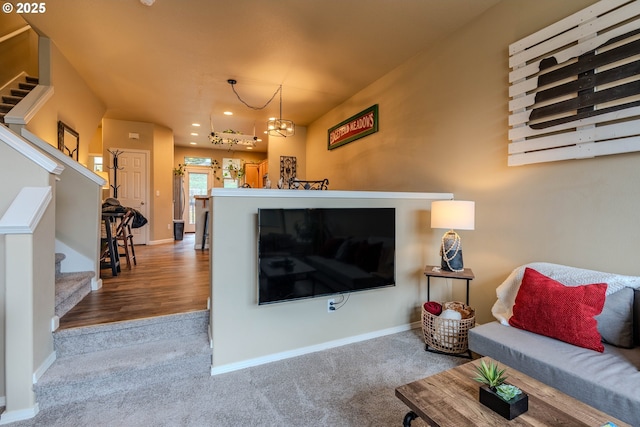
[479,385,528,420]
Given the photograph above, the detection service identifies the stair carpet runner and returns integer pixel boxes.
[55,253,94,318]
[0,76,38,124]
[36,310,211,410]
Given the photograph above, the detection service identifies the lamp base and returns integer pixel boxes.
[440,230,464,272]
[441,252,464,272]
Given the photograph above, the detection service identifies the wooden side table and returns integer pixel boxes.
[424,265,474,305]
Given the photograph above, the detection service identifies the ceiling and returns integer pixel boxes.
[23,0,500,152]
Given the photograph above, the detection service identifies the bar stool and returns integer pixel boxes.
[124,214,137,265]
[115,210,135,269]
[100,213,122,276]
[201,210,209,250]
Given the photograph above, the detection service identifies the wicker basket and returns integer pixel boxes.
[422,302,475,354]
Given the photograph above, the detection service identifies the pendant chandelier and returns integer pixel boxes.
[227,79,295,138]
[267,86,295,137]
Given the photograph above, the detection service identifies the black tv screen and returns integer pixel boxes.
[257,207,395,304]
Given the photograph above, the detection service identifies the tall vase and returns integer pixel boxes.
[173,175,184,220]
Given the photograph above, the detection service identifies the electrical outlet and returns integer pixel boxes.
[167,223,171,230]
[327,298,336,313]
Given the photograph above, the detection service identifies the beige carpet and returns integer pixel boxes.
[13,329,465,427]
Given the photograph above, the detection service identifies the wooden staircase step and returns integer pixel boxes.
[11,88,30,98]
[18,82,36,91]
[2,96,22,105]
[0,103,13,113]
[25,76,39,84]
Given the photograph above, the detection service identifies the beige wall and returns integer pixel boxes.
[25,39,105,166]
[0,14,38,84]
[210,190,451,371]
[305,0,631,324]
[152,125,175,241]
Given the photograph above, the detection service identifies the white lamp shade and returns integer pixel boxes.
[431,200,475,230]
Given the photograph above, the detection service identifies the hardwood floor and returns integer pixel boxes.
[59,233,209,329]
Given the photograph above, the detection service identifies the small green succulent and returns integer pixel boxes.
[473,360,508,388]
[495,384,522,401]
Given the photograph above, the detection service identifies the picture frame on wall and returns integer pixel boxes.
[57,121,79,161]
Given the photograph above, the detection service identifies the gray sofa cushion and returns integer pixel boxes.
[469,322,640,425]
[596,287,635,348]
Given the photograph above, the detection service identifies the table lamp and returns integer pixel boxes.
[430,200,475,272]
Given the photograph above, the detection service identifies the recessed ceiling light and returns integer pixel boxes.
[223,111,233,116]
[246,146,253,150]
[192,123,201,127]
[190,132,198,136]
[190,142,197,145]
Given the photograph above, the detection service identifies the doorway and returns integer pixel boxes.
[109,149,149,244]
[184,167,211,233]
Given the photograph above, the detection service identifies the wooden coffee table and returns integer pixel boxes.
[395,357,630,426]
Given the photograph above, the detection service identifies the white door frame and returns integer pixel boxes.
[183,166,213,233]
[109,148,150,245]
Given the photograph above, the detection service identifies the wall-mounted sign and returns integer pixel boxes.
[328,104,378,150]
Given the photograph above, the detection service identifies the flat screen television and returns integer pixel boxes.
[257,207,395,304]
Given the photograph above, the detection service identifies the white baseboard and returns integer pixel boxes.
[147,238,174,246]
[92,277,102,291]
[33,351,56,384]
[211,322,420,376]
[0,403,39,424]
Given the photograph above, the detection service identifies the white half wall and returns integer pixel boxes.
[209,189,452,372]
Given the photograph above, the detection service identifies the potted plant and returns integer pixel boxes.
[473,360,528,420]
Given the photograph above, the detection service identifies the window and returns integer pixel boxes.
[184,157,212,167]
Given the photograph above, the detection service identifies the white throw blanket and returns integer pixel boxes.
[492,262,640,326]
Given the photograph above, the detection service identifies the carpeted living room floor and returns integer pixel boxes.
[12,329,464,426]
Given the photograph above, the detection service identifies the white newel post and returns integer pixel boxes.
[0,187,53,422]
[4,233,37,417]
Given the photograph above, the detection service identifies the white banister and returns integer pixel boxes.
[0,125,62,175]
[0,186,52,234]
[4,85,54,126]
[0,25,30,45]
[21,128,105,187]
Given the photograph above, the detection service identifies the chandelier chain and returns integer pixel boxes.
[229,81,281,111]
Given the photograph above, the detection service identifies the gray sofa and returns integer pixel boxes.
[469,263,640,426]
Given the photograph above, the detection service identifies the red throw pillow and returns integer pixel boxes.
[509,267,607,352]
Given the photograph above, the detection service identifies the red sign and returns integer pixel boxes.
[328,105,378,150]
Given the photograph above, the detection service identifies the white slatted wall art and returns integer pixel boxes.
[508,0,640,166]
